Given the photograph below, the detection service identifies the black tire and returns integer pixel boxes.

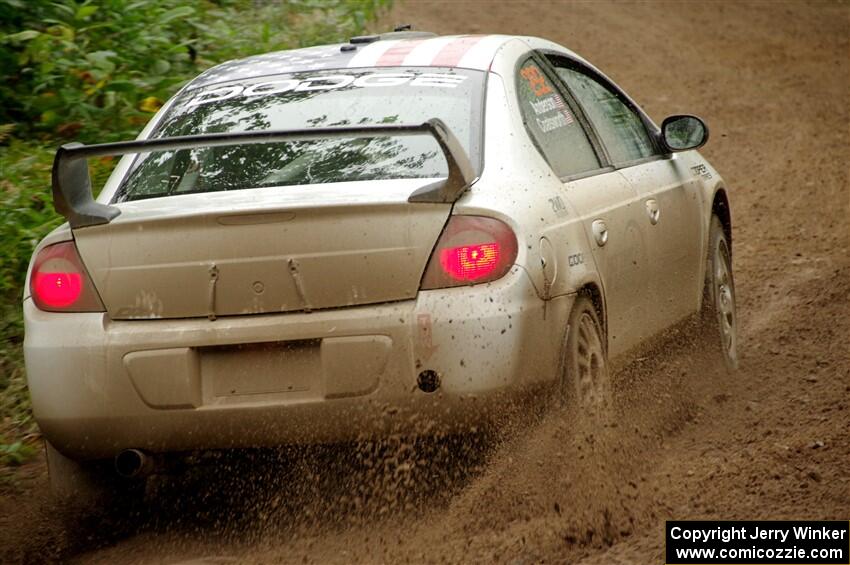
[703,215,739,371]
[560,295,611,416]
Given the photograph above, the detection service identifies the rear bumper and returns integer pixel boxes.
[24,267,572,460]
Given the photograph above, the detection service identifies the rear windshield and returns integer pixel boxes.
[114,67,485,202]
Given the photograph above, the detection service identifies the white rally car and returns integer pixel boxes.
[24,30,737,501]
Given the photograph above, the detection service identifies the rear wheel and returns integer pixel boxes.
[703,214,739,370]
[560,295,611,416]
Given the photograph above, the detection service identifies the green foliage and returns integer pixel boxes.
[0,141,59,301]
[0,0,390,141]
[0,141,61,458]
[0,0,390,469]
[0,441,35,466]
[0,337,35,448]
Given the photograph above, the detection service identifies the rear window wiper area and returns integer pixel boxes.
[51,120,478,229]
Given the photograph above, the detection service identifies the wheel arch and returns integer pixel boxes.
[577,282,606,349]
[711,187,732,253]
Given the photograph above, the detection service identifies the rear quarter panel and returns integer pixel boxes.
[454,42,601,302]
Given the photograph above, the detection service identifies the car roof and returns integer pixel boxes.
[187,34,517,91]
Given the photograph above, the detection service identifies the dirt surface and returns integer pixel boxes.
[1,1,848,563]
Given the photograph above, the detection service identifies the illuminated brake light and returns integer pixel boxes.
[440,243,500,281]
[421,216,517,289]
[29,241,104,312]
[33,272,82,308]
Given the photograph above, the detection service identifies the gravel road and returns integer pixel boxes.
[1,1,847,563]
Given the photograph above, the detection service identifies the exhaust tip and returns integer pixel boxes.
[417,370,440,393]
[115,448,153,479]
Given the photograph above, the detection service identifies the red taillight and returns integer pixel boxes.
[440,243,500,281]
[29,241,104,312]
[421,216,518,289]
[33,272,82,307]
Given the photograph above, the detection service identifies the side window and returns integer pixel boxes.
[516,59,600,178]
[551,62,655,164]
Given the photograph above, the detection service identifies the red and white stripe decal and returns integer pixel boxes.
[376,39,427,66]
[347,35,502,70]
[455,34,507,70]
[346,40,401,68]
[400,36,458,67]
[430,36,485,67]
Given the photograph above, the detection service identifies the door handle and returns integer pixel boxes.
[645,199,660,225]
[592,219,608,247]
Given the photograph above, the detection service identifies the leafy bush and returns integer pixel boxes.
[0,440,35,466]
[0,0,389,141]
[0,0,390,465]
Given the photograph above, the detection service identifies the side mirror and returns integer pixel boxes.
[661,114,709,152]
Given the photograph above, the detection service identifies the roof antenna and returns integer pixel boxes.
[393,24,412,32]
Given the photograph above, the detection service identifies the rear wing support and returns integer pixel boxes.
[52,118,477,229]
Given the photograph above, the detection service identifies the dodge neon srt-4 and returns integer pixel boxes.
[25,30,738,503]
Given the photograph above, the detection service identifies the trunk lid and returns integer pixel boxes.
[73,179,450,320]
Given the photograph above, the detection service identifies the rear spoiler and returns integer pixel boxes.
[52,118,477,229]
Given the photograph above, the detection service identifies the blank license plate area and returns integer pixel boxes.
[201,339,320,397]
